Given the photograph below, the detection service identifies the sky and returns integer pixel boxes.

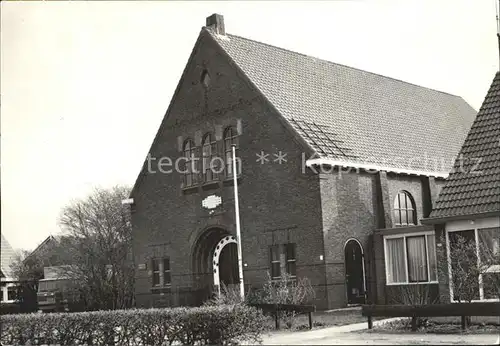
[1,0,498,251]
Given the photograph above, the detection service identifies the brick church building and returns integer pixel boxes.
[129,14,477,310]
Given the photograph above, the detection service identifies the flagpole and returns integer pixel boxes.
[232,144,245,300]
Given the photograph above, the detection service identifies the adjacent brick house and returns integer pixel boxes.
[422,72,500,303]
[130,14,478,310]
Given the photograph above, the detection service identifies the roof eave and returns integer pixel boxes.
[421,210,500,225]
[305,158,449,178]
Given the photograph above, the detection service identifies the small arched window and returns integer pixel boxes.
[201,70,211,88]
[394,191,417,226]
[183,139,198,187]
[223,126,239,178]
[202,133,218,182]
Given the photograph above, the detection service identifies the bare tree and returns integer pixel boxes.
[438,233,500,303]
[58,185,134,311]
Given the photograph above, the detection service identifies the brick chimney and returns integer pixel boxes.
[206,13,225,35]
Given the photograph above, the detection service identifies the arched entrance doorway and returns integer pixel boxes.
[344,239,366,305]
[212,235,239,293]
[192,228,239,300]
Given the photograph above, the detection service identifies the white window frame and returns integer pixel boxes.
[0,282,17,303]
[151,257,171,288]
[445,217,500,302]
[384,231,438,286]
[270,243,297,280]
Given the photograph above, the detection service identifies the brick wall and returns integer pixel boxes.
[319,169,380,309]
[130,28,446,310]
[131,29,328,309]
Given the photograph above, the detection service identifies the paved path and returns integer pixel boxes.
[260,319,500,345]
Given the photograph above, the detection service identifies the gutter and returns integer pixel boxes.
[305,158,449,179]
[421,210,500,225]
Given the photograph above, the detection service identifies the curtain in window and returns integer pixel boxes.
[407,236,428,282]
[386,238,406,283]
[427,234,437,281]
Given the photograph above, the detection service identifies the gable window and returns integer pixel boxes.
[201,69,211,88]
[152,257,171,287]
[202,133,218,182]
[270,243,297,280]
[182,139,198,187]
[394,191,416,226]
[384,232,437,284]
[223,126,239,178]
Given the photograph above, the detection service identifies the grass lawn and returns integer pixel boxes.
[362,315,500,334]
[263,307,381,331]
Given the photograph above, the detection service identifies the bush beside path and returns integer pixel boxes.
[0,305,267,345]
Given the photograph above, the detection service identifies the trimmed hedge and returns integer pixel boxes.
[0,303,23,316]
[0,304,267,345]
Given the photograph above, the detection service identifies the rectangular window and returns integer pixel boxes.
[7,287,16,301]
[478,228,500,266]
[384,233,437,284]
[386,238,406,284]
[448,230,480,301]
[448,227,500,301]
[406,235,428,282]
[152,257,171,287]
[152,259,161,287]
[270,245,281,279]
[285,243,297,278]
[270,243,297,279]
[163,258,171,286]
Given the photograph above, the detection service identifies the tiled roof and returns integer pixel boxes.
[428,72,500,219]
[208,29,477,175]
[1,233,16,279]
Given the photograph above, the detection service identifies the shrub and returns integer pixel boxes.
[203,283,249,306]
[388,284,439,329]
[258,272,316,329]
[0,304,267,345]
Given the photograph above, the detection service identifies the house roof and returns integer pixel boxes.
[1,233,16,279]
[207,29,477,176]
[426,72,500,221]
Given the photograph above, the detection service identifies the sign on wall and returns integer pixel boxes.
[202,195,222,213]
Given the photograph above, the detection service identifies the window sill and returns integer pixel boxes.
[386,281,439,286]
[151,286,171,294]
[451,298,500,303]
[201,181,220,191]
[181,185,199,194]
[222,175,243,186]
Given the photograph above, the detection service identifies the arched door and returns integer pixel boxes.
[212,235,239,294]
[218,243,239,287]
[344,239,366,305]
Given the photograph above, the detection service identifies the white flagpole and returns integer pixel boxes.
[232,144,245,300]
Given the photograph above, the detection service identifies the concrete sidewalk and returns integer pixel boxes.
[260,318,500,345]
